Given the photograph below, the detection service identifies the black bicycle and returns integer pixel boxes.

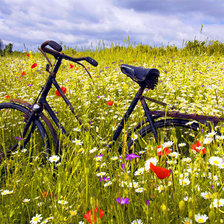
[1,40,223,162]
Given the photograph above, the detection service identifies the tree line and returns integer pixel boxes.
[0,39,13,56]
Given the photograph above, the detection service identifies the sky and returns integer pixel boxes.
[1,0,224,51]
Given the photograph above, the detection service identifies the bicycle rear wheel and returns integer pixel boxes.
[0,102,50,162]
[127,119,202,156]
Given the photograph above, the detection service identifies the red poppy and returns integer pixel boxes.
[42,191,53,197]
[21,71,26,76]
[55,86,67,96]
[133,60,136,63]
[26,53,30,57]
[5,95,10,99]
[191,140,206,155]
[157,145,171,156]
[150,162,171,179]
[106,100,114,106]
[70,64,74,68]
[83,207,104,224]
[31,63,37,69]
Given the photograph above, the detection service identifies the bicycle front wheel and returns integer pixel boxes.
[0,102,50,162]
[128,119,202,156]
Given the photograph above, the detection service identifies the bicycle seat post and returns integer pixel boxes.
[111,85,146,147]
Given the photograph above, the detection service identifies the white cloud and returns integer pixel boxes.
[0,0,224,51]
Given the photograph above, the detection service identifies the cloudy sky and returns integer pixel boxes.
[1,0,224,51]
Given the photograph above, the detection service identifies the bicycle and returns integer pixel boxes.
[1,40,224,162]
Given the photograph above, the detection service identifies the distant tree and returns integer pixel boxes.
[4,43,13,54]
[0,39,3,51]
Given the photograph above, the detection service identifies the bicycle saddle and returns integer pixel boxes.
[120,64,160,90]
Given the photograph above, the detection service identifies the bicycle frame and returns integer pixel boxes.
[21,55,159,153]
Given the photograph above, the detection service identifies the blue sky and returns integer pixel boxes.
[1,0,224,51]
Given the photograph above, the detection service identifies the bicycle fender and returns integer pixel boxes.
[10,98,32,109]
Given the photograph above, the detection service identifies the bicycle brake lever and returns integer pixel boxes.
[75,61,93,79]
[38,47,52,67]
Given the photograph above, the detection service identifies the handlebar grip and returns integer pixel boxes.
[85,57,98,67]
[41,40,61,58]
[48,40,62,52]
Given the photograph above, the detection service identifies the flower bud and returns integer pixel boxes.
[161,203,167,212]
[208,209,215,222]
[188,210,194,219]
[179,200,185,213]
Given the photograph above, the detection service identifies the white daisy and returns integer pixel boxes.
[30,214,42,224]
[1,189,13,195]
[218,163,224,169]
[111,156,118,161]
[156,185,165,192]
[216,135,224,140]
[182,157,191,163]
[94,156,103,161]
[72,128,81,132]
[104,181,112,187]
[209,156,223,166]
[96,172,106,177]
[135,187,144,193]
[132,133,138,140]
[162,141,173,148]
[131,219,143,224]
[183,217,192,223]
[134,167,145,176]
[169,152,179,158]
[145,157,158,171]
[178,142,186,147]
[139,150,146,154]
[201,192,212,199]
[48,155,60,163]
[58,200,68,205]
[195,214,208,223]
[211,199,224,208]
[23,198,30,203]
[89,147,98,153]
[205,131,216,138]
[72,139,83,145]
[203,137,213,144]
[179,178,190,186]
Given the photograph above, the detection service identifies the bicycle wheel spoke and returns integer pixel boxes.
[0,103,50,162]
[129,119,202,156]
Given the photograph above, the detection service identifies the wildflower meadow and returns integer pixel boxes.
[0,41,224,223]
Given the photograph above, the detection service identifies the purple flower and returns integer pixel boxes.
[146,200,150,207]
[121,163,125,171]
[27,84,33,86]
[125,153,139,161]
[99,177,110,182]
[115,197,129,204]
[14,137,23,140]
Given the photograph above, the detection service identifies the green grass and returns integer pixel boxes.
[0,43,224,224]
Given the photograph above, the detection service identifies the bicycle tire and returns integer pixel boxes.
[127,118,202,155]
[0,102,50,162]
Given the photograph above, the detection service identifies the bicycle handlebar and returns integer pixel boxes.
[40,40,98,67]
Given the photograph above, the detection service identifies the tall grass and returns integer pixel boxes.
[0,40,224,223]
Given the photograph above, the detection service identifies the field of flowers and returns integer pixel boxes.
[0,44,224,224]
